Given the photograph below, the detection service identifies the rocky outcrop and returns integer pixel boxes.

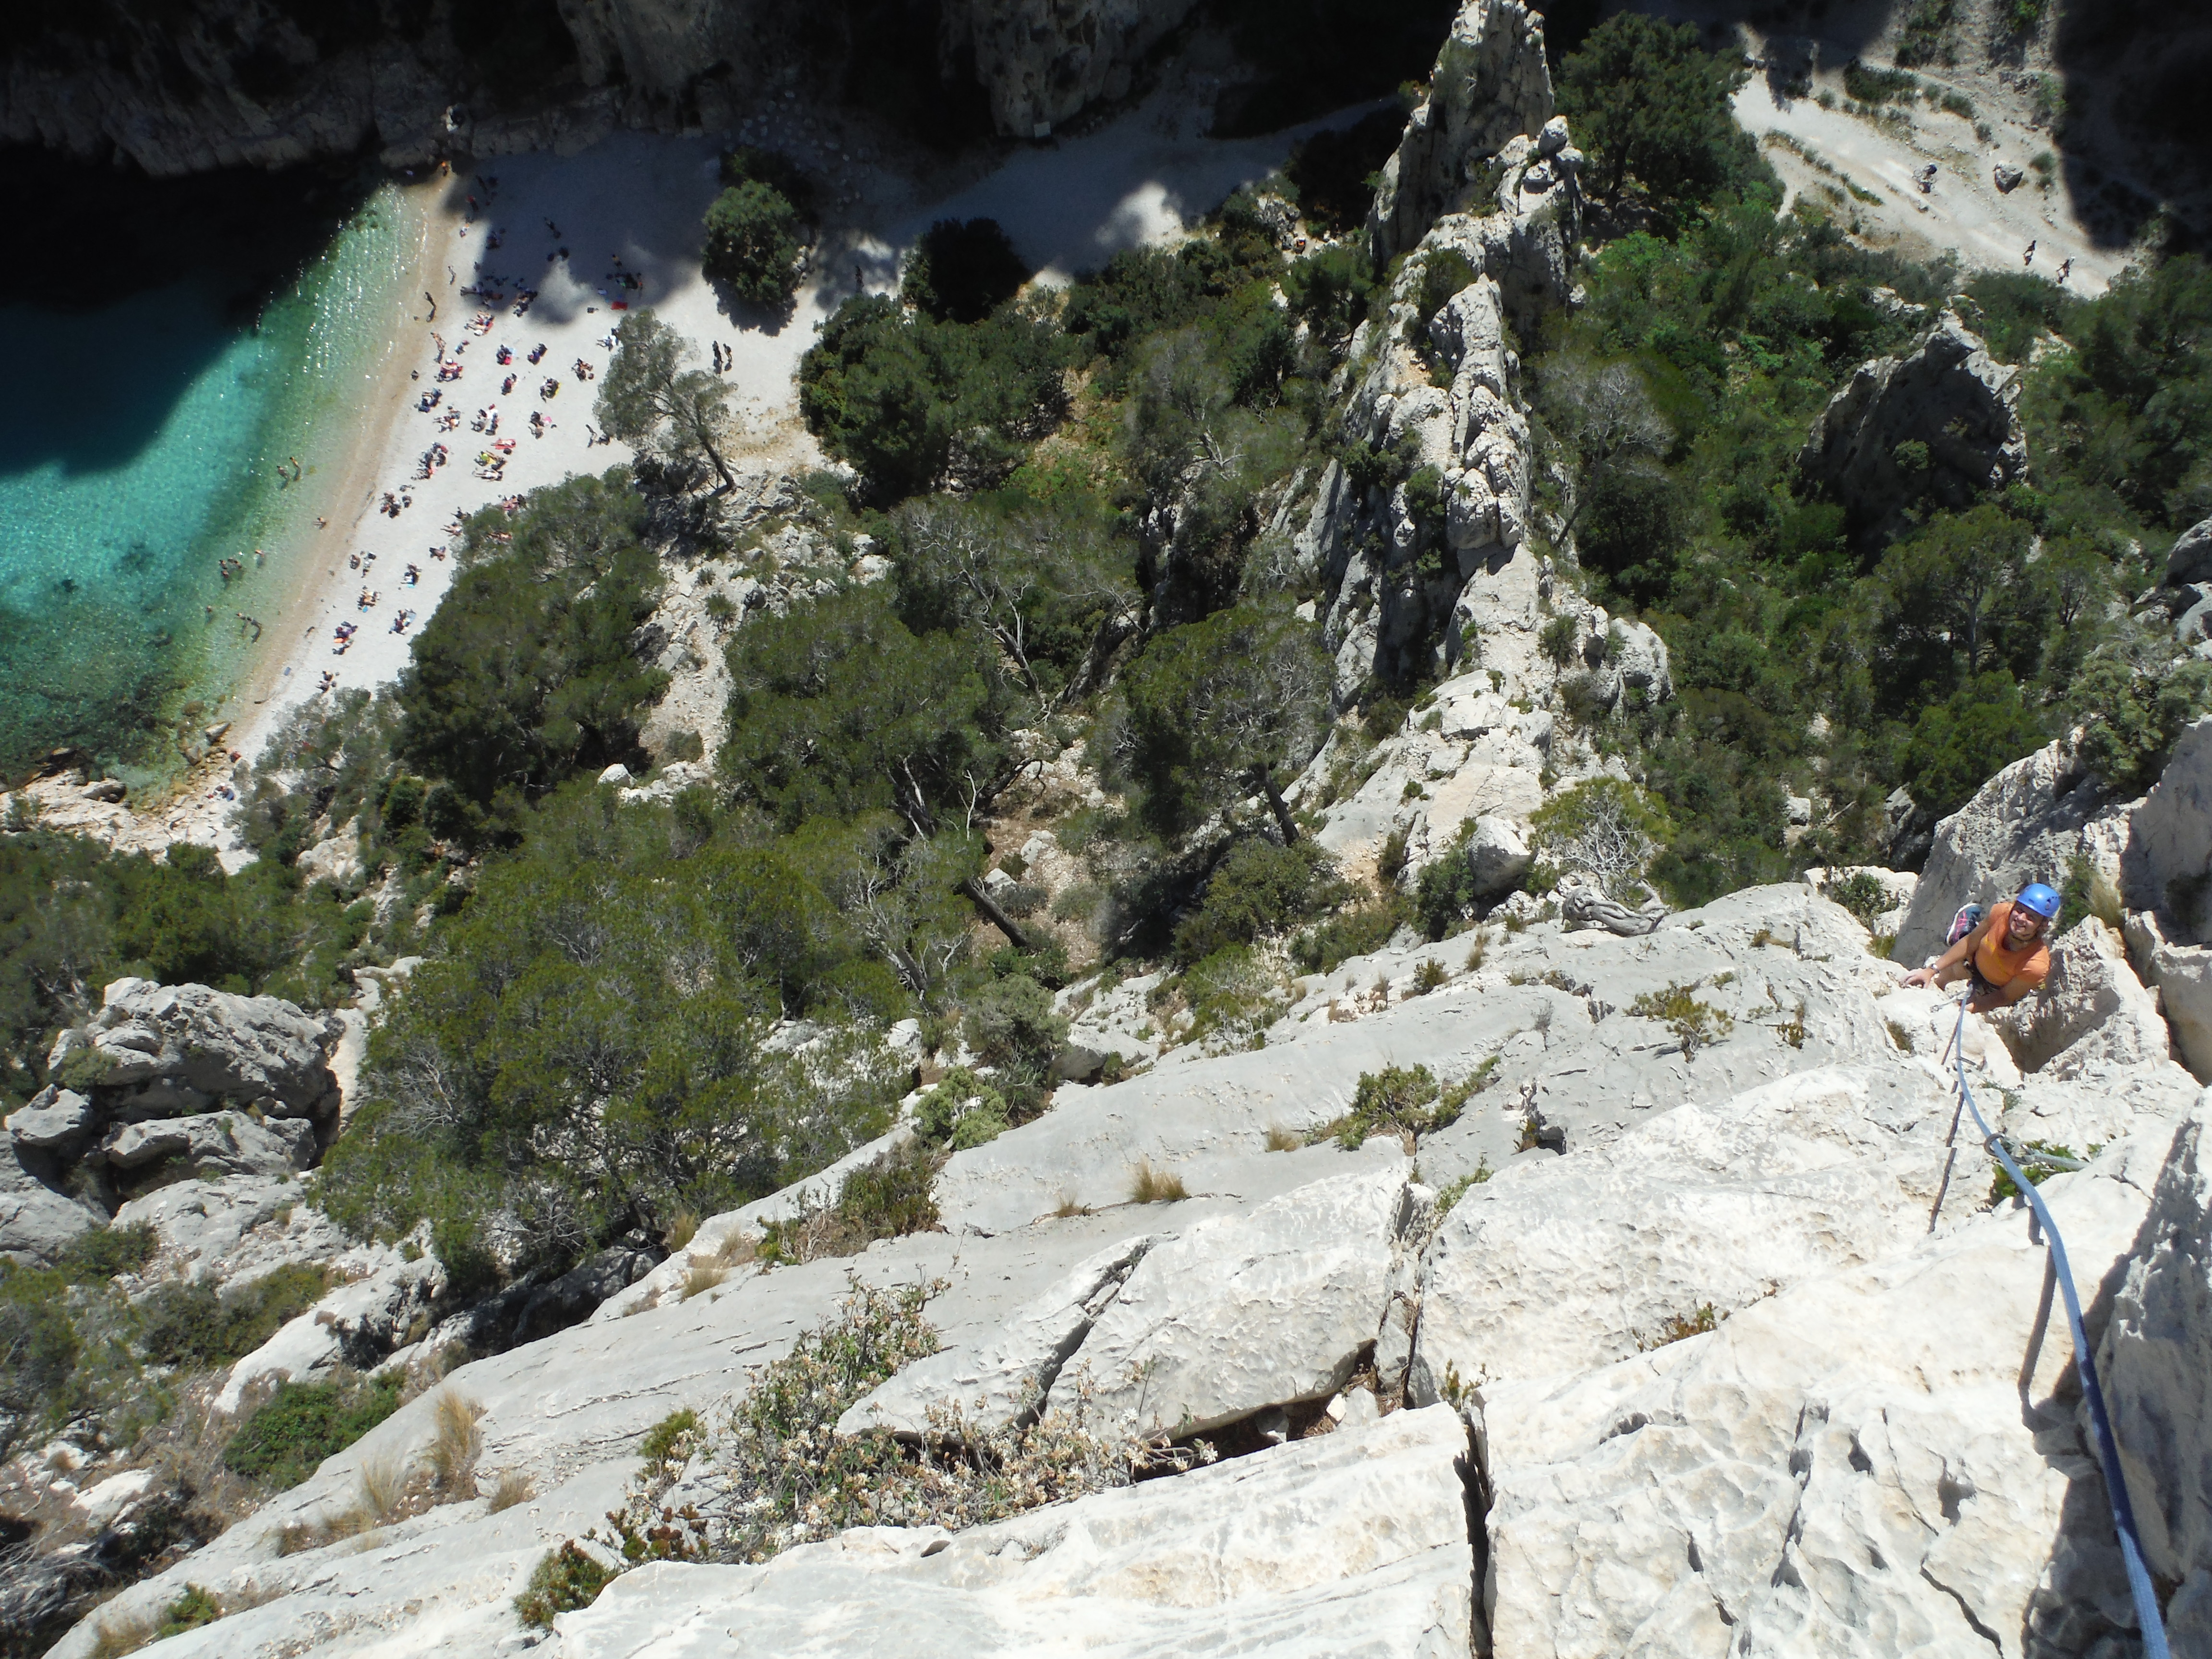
[1892,737,2134,966]
[4,0,1205,176]
[942,0,1196,137]
[2097,1104,2212,1647]
[1991,915,2173,1077]
[1051,1167,1419,1438]
[1799,312,2028,545]
[1475,1133,2172,1657]
[53,977,343,1119]
[1367,0,1556,264]
[2,978,344,1262]
[2168,517,2212,588]
[2122,714,2212,926]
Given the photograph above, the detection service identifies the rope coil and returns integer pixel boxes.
[1948,996,2171,1658]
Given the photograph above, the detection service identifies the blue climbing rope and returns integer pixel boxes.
[1949,995,2171,1658]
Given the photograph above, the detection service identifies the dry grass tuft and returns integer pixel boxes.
[682,1262,729,1300]
[429,1388,483,1496]
[87,1609,157,1659]
[358,1451,406,1525]
[662,1208,700,1252]
[1051,1193,1093,1217]
[1128,1159,1189,1204]
[486,1469,535,1513]
[1263,1125,1301,1152]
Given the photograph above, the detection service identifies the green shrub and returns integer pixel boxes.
[798,295,1067,502]
[637,1408,698,1467]
[1292,895,1411,974]
[222,1372,404,1490]
[516,1540,616,1630]
[756,1140,943,1266]
[138,1262,331,1370]
[1558,13,1758,215]
[1313,1061,1481,1149]
[1825,871,1891,928]
[961,974,1067,1089]
[719,146,815,216]
[913,1067,1012,1151]
[156,1583,224,1637]
[1629,982,1736,1058]
[1991,1140,2088,1203]
[1174,840,1346,964]
[1841,60,1918,103]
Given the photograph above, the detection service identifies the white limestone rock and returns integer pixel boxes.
[548,1405,1475,1659]
[215,1251,446,1413]
[59,978,343,1118]
[1369,0,1557,263]
[0,1140,97,1263]
[1465,813,1533,898]
[2166,517,2212,588]
[836,1233,1161,1440]
[1990,916,2173,1077]
[111,1174,357,1292]
[1893,738,2135,965]
[2121,714,2212,927]
[1414,1065,1980,1399]
[5,1086,96,1153]
[97,1109,317,1177]
[2096,1103,2212,1629]
[1053,1167,1415,1438]
[1476,1138,2169,1658]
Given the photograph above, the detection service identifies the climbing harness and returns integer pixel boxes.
[1946,996,2172,1658]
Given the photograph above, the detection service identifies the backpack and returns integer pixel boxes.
[1946,903,1984,947]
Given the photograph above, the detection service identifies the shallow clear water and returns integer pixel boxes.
[0,186,415,783]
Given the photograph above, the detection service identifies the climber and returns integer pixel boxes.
[1899,882,2061,1011]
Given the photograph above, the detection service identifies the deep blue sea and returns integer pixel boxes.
[0,186,414,783]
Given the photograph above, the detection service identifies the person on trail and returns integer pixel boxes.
[1901,883,2061,1012]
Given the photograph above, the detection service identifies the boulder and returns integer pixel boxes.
[1475,1136,2167,1658]
[0,1140,97,1263]
[1413,1066,1975,1398]
[58,979,343,1118]
[2168,517,2212,588]
[1892,738,2133,965]
[1993,161,2026,192]
[1467,813,1532,898]
[2095,1104,2212,1623]
[837,1234,1161,1440]
[1798,312,2027,546]
[2122,715,2212,931]
[595,762,633,786]
[5,1087,96,1154]
[1052,1167,1415,1438]
[96,1110,317,1177]
[1989,916,2172,1076]
[549,1406,1475,1659]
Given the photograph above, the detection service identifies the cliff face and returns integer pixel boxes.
[0,0,1193,176]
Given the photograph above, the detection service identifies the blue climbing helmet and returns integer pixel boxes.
[2015,881,2062,922]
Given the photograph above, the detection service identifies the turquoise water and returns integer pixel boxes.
[0,186,416,783]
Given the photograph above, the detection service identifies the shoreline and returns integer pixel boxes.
[108,182,453,851]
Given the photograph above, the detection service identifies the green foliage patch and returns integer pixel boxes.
[221,1371,404,1490]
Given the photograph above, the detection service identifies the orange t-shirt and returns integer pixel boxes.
[1973,899,2051,991]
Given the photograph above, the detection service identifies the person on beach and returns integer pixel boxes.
[425,291,437,320]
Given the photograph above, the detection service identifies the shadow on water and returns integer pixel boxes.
[0,145,383,475]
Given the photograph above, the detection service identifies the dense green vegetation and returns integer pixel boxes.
[8,6,2209,1395]
[0,830,370,1106]
[221,1371,404,1489]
